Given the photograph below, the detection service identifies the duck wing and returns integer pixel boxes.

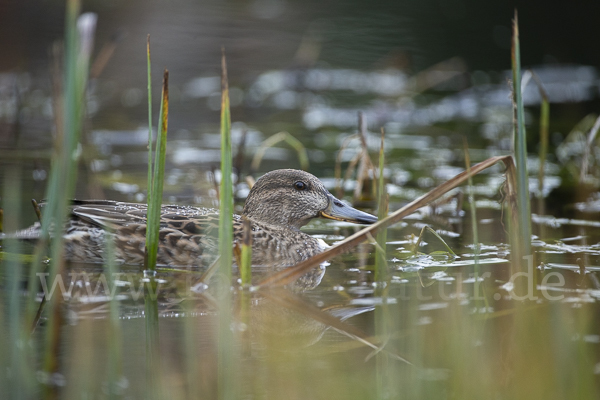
[68,200,221,232]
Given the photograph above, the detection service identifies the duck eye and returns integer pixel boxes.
[294,181,307,191]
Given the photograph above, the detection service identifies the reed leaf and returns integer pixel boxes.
[3,168,35,398]
[217,48,236,400]
[144,275,161,400]
[146,35,153,202]
[142,65,168,400]
[39,5,97,392]
[354,112,376,202]
[374,127,393,399]
[240,217,252,285]
[463,140,479,269]
[104,228,122,400]
[145,69,169,271]
[511,11,532,266]
[218,49,233,281]
[375,128,387,283]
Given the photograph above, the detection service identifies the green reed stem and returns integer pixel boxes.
[144,277,161,400]
[535,76,549,213]
[463,140,490,313]
[239,218,252,362]
[463,140,479,272]
[3,168,35,398]
[374,128,392,399]
[104,229,122,400]
[182,264,203,396]
[39,4,96,394]
[240,217,252,286]
[375,128,387,283]
[146,35,153,202]
[218,48,235,400]
[218,50,233,293]
[142,62,167,399]
[511,11,532,267]
[145,70,169,271]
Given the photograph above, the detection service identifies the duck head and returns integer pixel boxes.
[242,169,378,229]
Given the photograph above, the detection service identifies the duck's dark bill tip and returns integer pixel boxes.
[321,195,378,225]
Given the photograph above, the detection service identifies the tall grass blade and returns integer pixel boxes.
[511,11,532,268]
[538,95,550,211]
[143,68,168,399]
[354,112,376,202]
[144,276,161,400]
[217,48,235,400]
[37,5,97,396]
[374,128,392,399]
[219,49,233,285]
[239,217,252,370]
[530,72,549,218]
[104,228,122,400]
[375,128,387,283]
[463,140,490,313]
[3,168,35,398]
[146,35,153,202]
[463,140,479,272]
[145,69,169,271]
[240,217,252,285]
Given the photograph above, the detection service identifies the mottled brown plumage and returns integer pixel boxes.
[20,169,377,271]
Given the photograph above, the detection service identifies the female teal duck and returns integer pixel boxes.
[23,169,377,268]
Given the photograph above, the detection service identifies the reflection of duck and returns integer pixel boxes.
[20,169,377,270]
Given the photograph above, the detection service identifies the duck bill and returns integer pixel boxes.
[320,194,378,224]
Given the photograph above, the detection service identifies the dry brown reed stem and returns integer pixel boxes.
[89,30,123,79]
[257,155,517,288]
[353,112,376,201]
[30,200,42,223]
[341,152,362,195]
[358,113,375,170]
[334,133,359,198]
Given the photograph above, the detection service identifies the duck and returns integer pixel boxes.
[18,169,377,271]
